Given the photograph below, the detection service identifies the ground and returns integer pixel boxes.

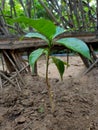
[0,56,98,130]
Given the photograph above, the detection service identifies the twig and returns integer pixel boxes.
[83,58,98,75]
[1,52,5,71]
[38,0,59,25]
[89,44,98,61]
[0,75,2,89]
[0,8,9,35]
[11,51,22,70]
[0,71,17,87]
[3,64,29,85]
[3,51,25,86]
[15,77,21,91]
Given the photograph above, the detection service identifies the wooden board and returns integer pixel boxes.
[0,32,98,50]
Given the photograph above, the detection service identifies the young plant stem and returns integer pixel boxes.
[46,49,55,113]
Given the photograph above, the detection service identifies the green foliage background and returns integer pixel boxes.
[0,0,97,35]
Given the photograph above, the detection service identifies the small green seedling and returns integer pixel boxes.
[14,17,91,112]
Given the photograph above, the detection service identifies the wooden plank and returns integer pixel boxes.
[0,32,98,49]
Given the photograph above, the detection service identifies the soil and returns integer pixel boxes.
[0,56,98,130]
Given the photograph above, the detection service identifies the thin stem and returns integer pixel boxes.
[46,49,55,113]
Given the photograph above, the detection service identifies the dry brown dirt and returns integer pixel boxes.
[0,56,98,130]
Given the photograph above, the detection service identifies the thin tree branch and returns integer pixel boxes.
[38,0,59,25]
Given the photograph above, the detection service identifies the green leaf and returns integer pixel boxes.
[52,57,67,80]
[25,32,48,42]
[53,26,65,38]
[38,105,44,113]
[13,17,56,40]
[29,48,45,66]
[56,38,91,60]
